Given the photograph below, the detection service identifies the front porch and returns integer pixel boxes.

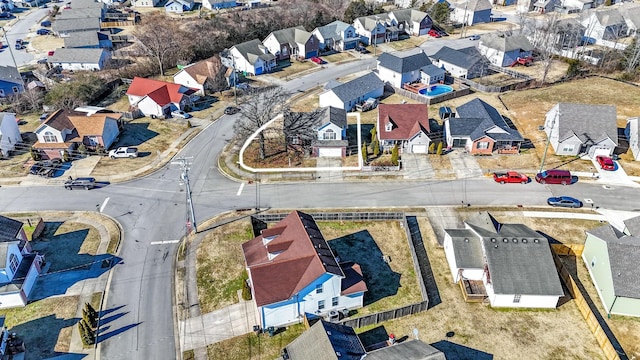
[459,279,487,302]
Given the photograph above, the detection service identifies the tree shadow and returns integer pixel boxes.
[347,123,374,147]
[97,322,141,344]
[357,325,389,351]
[10,314,79,360]
[113,122,159,147]
[406,216,441,308]
[431,340,493,360]
[99,311,129,326]
[328,230,401,305]
[99,304,126,317]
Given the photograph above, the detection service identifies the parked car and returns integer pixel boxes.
[428,29,441,38]
[0,12,12,19]
[14,39,24,50]
[356,46,369,54]
[41,20,52,27]
[36,28,51,35]
[109,147,138,159]
[224,106,240,115]
[171,110,191,119]
[468,34,480,41]
[596,155,615,171]
[547,196,583,208]
[47,50,55,56]
[493,171,529,184]
[311,56,325,64]
[535,169,572,185]
[37,58,48,64]
[29,159,61,177]
[64,177,96,190]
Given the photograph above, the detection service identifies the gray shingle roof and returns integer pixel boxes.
[555,103,618,145]
[623,5,640,29]
[390,9,430,24]
[267,26,312,48]
[594,8,625,26]
[444,229,485,268]
[63,31,103,48]
[284,319,365,360]
[325,72,384,102]
[452,0,492,11]
[480,33,533,52]
[232,39,275,65]
[320,106,347,129]
[0,215,23,240]
[421,64,445,77]
[49,48,106,64]
[70,0,105,9]
[57,8,103,20]
[430,46,487,69]
[0,65,22,84]
[450,98,523,141]
[377,49,432,74]
[314,21,352,41]
[364,340,446,360]
[52,18,101,33]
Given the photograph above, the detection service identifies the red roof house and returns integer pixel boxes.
[377,103,433,154]
[126,77,197,118]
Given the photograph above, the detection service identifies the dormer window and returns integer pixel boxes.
[262,235,277,246]
[267,250,283,260]
[385,122,392,132]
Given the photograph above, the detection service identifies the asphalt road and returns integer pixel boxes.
[0,34,638,360]
[0,7,48,67]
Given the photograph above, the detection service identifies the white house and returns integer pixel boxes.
[580,8,629,46]
[0,113,21,158]
[312,107,348,158]
[47,48,111,71]
[312,21,360,51]
[229,39,276,76]
[444,212,564,309]
[478,33,533,67]
[544,103,618,157]
[201,0,236,10]
[242,211,367,328]
[450,0,493,26]
[126,77,198,118]
[165,0,194,12]
[353,15,391,45]
[0,215,44,309]
[173,56,231,96]
[377,49,432,88]
[318,72,384,111]
[389,9,432,36]
[626,117,640,161]
[377,104,433,154]
[263,26,320,61]
[429,46,489,79]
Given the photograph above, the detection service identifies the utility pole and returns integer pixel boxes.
[173,157,197,234]
[222,48,238,106]
[373,16,380,56]
[539,110,558,174]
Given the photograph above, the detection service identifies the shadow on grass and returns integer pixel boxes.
[11,314,79,360]
[114,123,159,147]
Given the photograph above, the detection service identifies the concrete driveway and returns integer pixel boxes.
[402,153,434,179]
[316,157,343,181]
[446,149,483,179]
[587,157,640,188]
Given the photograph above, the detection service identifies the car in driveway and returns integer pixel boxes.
[29,159,61,177]
[64,177,96,190]
[41,20,52,27]
[547,196,583,208]
[0,12,12,19]
[469,34,480,40]
[36,29,51,35]
[311,56,325,64]
[596,155,615,171]
[109,146,138,159]
[224,106,240,115]
[428,29,441,38]
[171,110,191,119]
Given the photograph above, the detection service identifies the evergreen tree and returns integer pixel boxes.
[436,142,443,155]
[362,143,368,163]
[391,144,399,165]
[428,143,436,154]
[372,140,380,157]
[85,302,98,329]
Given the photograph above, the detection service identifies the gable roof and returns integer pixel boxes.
[480,33,533,52]
[355,15,387,31]
[38,109,80,132]
[242,211,344,307]
[390,9,431,24]
[284,319,366,360]
[450,98,523,142]
[314,20,353,41]
[378,104,430,141]
[52,18,101,33]
[180,56,224,85]
[232,39,276,65]
[553,103,618,145]
[443,228,485,268]
[127,77,195,105]
[0,65,22,85]
[377,49,432,74]
[451,0,492,11]
[34,110,121,144]
[324,72,384,102]
[57,7,103,20]
[623,5,640,29]
[430,46,487,69]
[592,8,626,26]
[587,217,640,299]
[365,340,446,360]
[48,48,106,64]
[421,64,445,77]
[464,212,564,297]
[0,215,23,240]
[267,26,313,47]
[63,31,106,48]
[319,106,347,129]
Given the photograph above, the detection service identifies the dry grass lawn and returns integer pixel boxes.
[27,34,64,55]
[32,220,101,273]
[322,51,357,64]
[383,36,426,51]
[269,60,318,80]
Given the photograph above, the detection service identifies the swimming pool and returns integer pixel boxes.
[419,85,453,97]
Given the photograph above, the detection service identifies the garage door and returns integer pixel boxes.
[411,144,427,153]
[319,148,342,157]
[306,50,318,58]
[591,147,612,158]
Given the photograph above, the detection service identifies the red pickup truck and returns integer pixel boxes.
[493,171,529,184]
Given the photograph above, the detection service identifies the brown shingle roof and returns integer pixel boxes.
[378,104,430,141]
[242,211,344,307]
[182,56,222,85]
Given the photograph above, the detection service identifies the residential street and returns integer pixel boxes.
[0,7,49,67]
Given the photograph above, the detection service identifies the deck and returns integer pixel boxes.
[459,279,487,302]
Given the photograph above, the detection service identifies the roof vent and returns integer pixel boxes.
[522,239,528,243]
[327,330,332,336]
[464,238,469,242]
[502,238,508,243]
[494,244,498,248]
[534,239,540,243]
[336,351,341,357]
[490,238,496,242]
[512,238,518,243]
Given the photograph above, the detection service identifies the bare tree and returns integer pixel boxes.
[134,13,189,76]
[235,86,291,160]
[282,107,325,153]
[622,37,640,74]
[529,12,561,84]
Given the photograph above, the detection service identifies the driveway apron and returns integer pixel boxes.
[447,150,483,179]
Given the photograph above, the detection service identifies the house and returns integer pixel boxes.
[625,117,640,161]
[445,98,523,154]
[560,0,593,12]
[622,4,640,37]
[543,103,618,157]
[0,113,21,157]
[48,48,111,71]
[478,33,533,67]
[51,18,101,37]
[444,212,564,308]
[0,215,44,309]
[376,49,433,88]
[318,72,384,111]
[229,39,276,76]
[202,0,236,10]
[173,56,232,96]
[532,0,560,14]
[165,0,194,12]
[282,319,366,359]
[377,104,432,154]
[126,77,198,118]
[33,110,122,159]
[56,7,105,21]
[449,0,492,26]
[429,46,489,79]
[132,0,162,7]
[242,211,367,328]
[312,107,348,158]
[389,9,432,36]
[420,64,446,84]
[262,26,320,61]
[353,14,398,45]
[0,66,24,98]
[365,340,446,360]
[63,31,112,49]
[552,18,587,50]
[580,8,628,45]
[582,216,640,317]
[312,21,360,52]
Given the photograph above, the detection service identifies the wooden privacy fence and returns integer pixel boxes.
[552,253,623,360]
[551,243,584,256]
[338,300,429,329]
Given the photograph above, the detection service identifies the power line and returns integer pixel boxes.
[172,156,197,235]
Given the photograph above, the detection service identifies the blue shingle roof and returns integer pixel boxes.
[327,72,384,102]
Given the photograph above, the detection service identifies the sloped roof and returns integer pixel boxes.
[127,77,195,105]
[284,319,366,360]
[48,48,106,64]
[594,8,626,26]
[38,109,81,132]
[0,65,22,85]
[52,18,101,33]
[314,20,353,41]
[0,215,23,240]
[180,56,224,85]
[365,340,446,360]
[480,33,533,52]
[623,5,640,29]
[378,104,430,141]
[450,98,523,142]
[267,26,313,48]
[242,211,345,307]
[451,0,492,11]
[430,46,487,69]
[319,106,347,129]
[232,39,276,65]
[68,113,121,139]
[63,31,105,48]
[57,8,103,20]
[443,228,485,268]
[391,9,431,24]
[340,262,367,295]
[377,49,432,74]
[323,72,384,103]
[554,103,618,145]
[421,64,445,77]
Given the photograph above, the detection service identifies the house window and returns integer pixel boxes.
[385,122,392,132]
[43,131,57,143]
[318,300,325,310]
[323,129,336,140]
[477,141,489,149]
[513,294,521,303]
[9,254,18,274]
[562,144,575,152]
[12,86,18,93]
[332,297,339,307]
[0,89,4,96]
[316,284,323,294]
[591,256,596,267]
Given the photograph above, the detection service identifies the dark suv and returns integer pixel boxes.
[64,177,96,190]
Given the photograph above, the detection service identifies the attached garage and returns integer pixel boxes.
[411,144,428,153]
[318,147,343,157]
[254,67,263,75]
[306,50,318,58]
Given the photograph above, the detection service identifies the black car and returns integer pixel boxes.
[36,28,51,35]
[0,12,12,19]
[64,177,96,190]
[41,20,52,27]
[29,159,61,177]
[224,106,240,115]
[547,196,583,208]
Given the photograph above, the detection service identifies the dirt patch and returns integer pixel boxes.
[322,51,357,64]
[475,152,541,173]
